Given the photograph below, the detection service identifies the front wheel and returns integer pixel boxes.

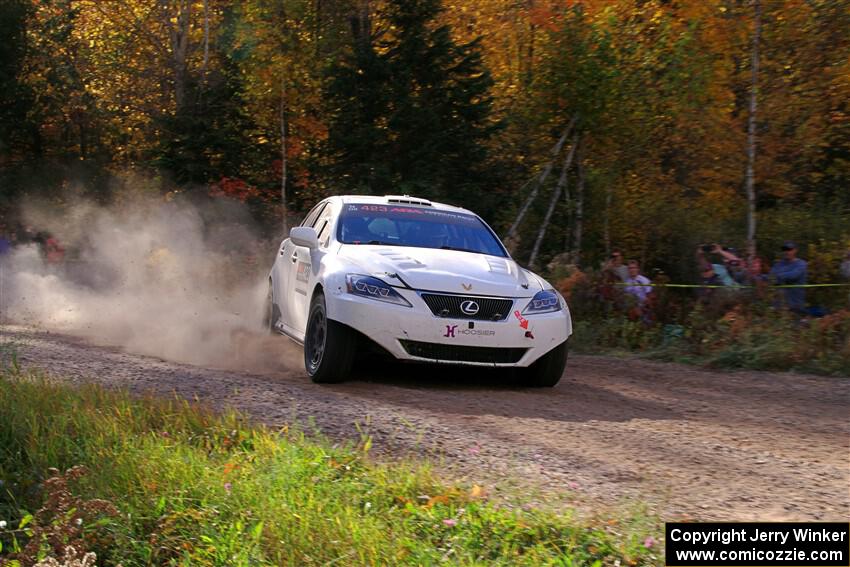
[263,282,281,334]
[522,341,568,387]
[304,292,356,383]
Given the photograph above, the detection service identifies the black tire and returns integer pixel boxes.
[522,341,568,387]
[304,292,356,383]
[263,282,281,334]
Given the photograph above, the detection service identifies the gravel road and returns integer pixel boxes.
[3,325,848,521]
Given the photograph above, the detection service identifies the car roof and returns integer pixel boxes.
[331,195,474,216]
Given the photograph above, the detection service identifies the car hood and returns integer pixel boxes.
[338,245,542,297]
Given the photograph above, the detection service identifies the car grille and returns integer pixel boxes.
[420,293,513,321]
[400,340,527,364]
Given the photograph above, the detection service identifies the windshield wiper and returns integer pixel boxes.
[440,245,480,254]
[348,240,400,246]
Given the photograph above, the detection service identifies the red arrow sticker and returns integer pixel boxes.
[513,310,529,330]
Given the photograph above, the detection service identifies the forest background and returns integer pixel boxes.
[2,0,850,372]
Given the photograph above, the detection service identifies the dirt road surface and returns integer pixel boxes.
[3,325,848,521]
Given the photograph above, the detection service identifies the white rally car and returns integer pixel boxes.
[265,195,572,386]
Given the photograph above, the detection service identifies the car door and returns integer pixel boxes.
[287,201,335,336]
[278,202,327,335]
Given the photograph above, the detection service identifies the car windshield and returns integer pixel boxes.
[337,203,508,257]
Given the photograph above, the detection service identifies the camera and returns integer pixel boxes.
[701,244,714,253]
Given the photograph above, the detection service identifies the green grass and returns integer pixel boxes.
[0,367,659,566]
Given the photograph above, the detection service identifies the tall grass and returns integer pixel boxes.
[0,368,657,566]
[571,308,850,376]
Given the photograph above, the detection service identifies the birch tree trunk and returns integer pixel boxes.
[562,143,572,251]
[528,133,579,270]
[571,141,586,266]
[280,75,289,234]
[506,115,577,241]
[745,0,761,258]
[558,146,572,250]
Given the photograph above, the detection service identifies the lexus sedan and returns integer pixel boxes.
[265,195,572,385]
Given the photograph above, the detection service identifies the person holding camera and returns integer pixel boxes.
[696,243,752,307]
[602,249,629,282]
[598,249,629,305]
[696,244,740,285]
[718,246,755,286]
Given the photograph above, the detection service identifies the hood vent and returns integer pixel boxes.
[385,195,432,206]
[485,257,510,275]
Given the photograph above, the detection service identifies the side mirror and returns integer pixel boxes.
[289,226,319,249]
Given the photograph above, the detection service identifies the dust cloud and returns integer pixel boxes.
[0,195,302,374]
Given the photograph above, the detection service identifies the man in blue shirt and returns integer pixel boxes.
[769,241,807,313]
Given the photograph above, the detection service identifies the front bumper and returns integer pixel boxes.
[326,287,571,367]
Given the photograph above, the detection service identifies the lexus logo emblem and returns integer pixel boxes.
[460,300,480,315]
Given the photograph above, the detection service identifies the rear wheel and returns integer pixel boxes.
[304,292,356,383]
[522,341,568,387]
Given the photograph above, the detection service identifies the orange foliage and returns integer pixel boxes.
[209,177,260,202]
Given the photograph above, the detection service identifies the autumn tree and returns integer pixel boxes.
[1,0,847,275]
[0,0,34,163]
[507,2,731,276]
[324,0,500,210]
[230,0,333,223]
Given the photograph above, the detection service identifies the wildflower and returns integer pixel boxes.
[568,481,579,490]
[364,502,372,511]
[75,517,83,526]
[467,444,480,455]
[0,520,6,529]
[644,536,655,549]
[442,519,457,527]
[224,482,232,494]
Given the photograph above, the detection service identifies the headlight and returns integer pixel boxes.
[522,289,562,315]
[345,274,412,307]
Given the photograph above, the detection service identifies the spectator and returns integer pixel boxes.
[623,260,652,306]
[696,244,742,287]
[769,241,807,313]
[715,246,753,286]
[598,249,628,304]
[726,258,750,285]
[746,254,765,280]
[841,251,850,281]
[0,224,11,256]
[602,249,628,282]
[697,263,724,302]
[44,234,65,264]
